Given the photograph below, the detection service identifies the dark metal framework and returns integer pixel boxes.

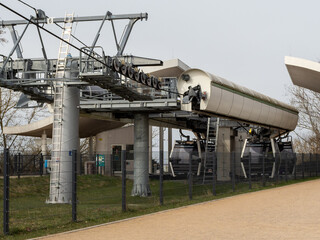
[0,3,179,110]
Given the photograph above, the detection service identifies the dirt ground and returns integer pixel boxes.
[39,179,320,240]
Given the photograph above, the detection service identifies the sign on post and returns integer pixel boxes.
[96,154,105,167]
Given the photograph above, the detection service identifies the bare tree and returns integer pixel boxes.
[0,87,49,152]
[0,29,50,153]
[0,88,20,149]
[289,86,320,153]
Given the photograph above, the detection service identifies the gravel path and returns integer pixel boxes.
[39,179,320,240]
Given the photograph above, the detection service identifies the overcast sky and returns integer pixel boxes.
[1,0,319,157]
[1,0,319,104]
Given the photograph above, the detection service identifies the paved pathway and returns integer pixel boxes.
[40,179,320,240]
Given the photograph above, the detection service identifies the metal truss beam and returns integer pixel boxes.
[1,13,148,26]
[80,98,179,112]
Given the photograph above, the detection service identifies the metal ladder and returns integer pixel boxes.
[51,13,74,196]
[202,117,220,183]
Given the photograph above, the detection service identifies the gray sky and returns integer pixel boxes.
[1,0,320,103]
[1,0,319,158]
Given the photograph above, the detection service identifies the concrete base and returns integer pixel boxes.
[131,184,151,197]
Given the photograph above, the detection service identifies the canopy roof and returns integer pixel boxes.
[285,56,320,93]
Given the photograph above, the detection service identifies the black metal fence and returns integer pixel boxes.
[1,149,319,237]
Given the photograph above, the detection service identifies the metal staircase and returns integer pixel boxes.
[202,117,219,183]
[50,13,74,202]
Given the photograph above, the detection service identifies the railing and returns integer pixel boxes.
[3,150,316,237]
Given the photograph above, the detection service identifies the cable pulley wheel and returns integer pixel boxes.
[112,58,121,72]
[146,76,152,87]
[157,82,162,90]
[128,66,135,79]
[134,70,140,82]
[151,76,158,89]
[120,64,127,76]
[140,72,147,85]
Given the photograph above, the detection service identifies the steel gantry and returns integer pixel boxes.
[0,2,182,200]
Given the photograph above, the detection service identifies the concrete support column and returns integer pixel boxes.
[216,127,231,181]
[132,113,151,197]
[48,86,80,203]
[41,130,47,156]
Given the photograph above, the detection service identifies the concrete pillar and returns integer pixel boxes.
[216,127,231,181]
[234,131,247,176]
[48,86,80,203]
[41,130,47,156]
[132,113,151,197]
[149,126,152,174]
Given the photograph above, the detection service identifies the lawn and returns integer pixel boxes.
[0,174,317,239]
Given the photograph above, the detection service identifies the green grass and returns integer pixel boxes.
[0,175,318,239]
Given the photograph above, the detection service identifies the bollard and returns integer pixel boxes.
[121,150,126,212]
[72,150,77,222]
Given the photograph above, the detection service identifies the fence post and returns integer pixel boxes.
[79,154,82,175]
[13,155,17,175]
[309,153,312,177]
[316,154,319,177]
[110,153,114,176]
[294,153,297,180]
[33,155,36,171]
[3,148,10,235]
[248,152,252,189]
[285,153,288,182]
[96,154,98,175]
[159,149,164,205]
[262,153,266,187]
[121,150,126,212]
[72,150,77,222]
[188,153,192,200]
[40,153,43,176]
[232,152,235,192]
[18,152,21,179]
[275,153,279,184]
[302,153,305,179]
[212,152,216,196]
